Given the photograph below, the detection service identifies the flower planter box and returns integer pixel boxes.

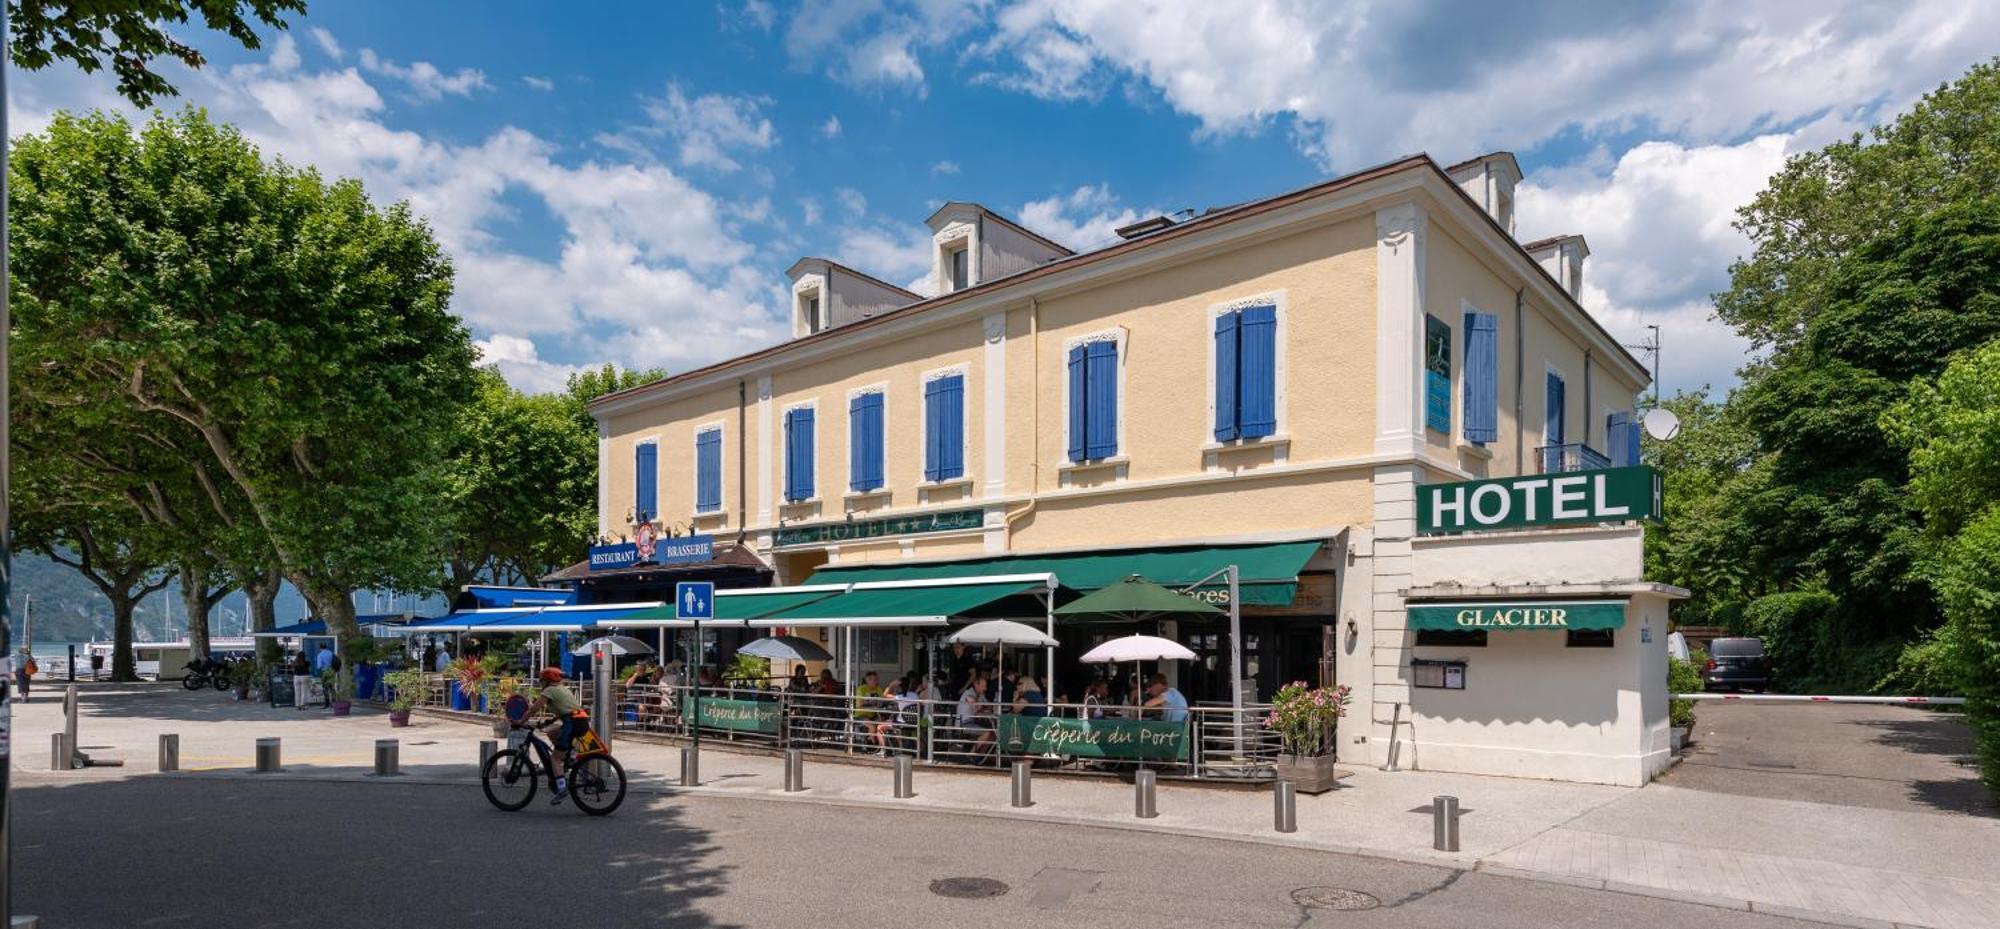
[1275,753,1340,794]
[330,700,353,717]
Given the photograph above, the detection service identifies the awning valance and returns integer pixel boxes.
[251,619,327,638]
[459,585,576,609]
[1406,600,1628,632]
[751,577,1049,627]
[805,540,1321,607]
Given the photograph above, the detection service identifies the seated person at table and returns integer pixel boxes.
[811,669,842,695]
[1012,675,1049,717]
[1143,673,1189,723]
[789,666,810,692]
[1081,679,1110,719]
[956,674,995,757]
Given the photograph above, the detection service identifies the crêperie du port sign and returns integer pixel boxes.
[1417,465,1661,535]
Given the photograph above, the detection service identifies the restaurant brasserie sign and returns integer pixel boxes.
[1416,465,1661,535]
[998,714,1189,762]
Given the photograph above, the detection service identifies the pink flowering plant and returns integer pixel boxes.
[1264,681,1352,757]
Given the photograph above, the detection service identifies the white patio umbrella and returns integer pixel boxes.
[947,620,1059,704]
[1080,634,1197,714]
[738,634,834,663]
[570,635,655,657]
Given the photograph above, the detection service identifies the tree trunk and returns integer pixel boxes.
[110,595,139,682]
[179,565,212,658]
[313,587,360,700]
[243,567,281,664]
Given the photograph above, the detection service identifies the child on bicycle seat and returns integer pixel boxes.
[531,667,586,803]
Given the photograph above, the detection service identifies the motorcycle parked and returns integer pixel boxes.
[181,658,232,692]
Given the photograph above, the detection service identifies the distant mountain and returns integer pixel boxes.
[4,552,447,644]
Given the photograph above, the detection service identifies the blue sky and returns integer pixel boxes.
[13,1,2000,398]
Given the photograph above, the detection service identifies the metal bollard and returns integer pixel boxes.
[783,749,805,792]
[478,739,497,769]
[681,746,700,787]
[1134,769,1158,819]
[158,734,179,772]
[50,733,71,771]
[254,737,281,773]
[1010,760,1033,808]
[1433,795,1460,852]
[893,754,915,799]
[374,739,400,776]
[1273,780,1297,833]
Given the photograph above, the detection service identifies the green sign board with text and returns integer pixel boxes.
[1416,466,1661,535]
[1407,600,1628,631]
[774,508,984,548]
[689,697,781,734]
[998,714,1190,762]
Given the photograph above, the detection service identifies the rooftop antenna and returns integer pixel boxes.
[1624,324,1661,407]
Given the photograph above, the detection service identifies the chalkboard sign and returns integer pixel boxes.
[267,670,296,708]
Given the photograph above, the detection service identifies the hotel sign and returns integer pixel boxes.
[1406,600,1627,631]
[774,508,984,548]
[1417,466,1661,535]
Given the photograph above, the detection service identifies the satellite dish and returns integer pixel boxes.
[1642,408,1681,441]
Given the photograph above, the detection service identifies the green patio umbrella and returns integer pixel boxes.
[1054,575,1223,623]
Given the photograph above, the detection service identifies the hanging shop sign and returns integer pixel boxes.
[997,714,1190,762]
[588,542,641,572]
[1416,465,1661,535]
[688,697,781,734]
[774,508,984,548]
[1406,600,1627,631]
[655,534,715,566]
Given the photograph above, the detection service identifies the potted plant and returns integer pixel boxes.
[341,635,390,703]
[323,669,353,717]
[383,668,430,727]
[488,674,527,736]
[1265,681,1351,793]
[227,660,260,700]
[1668,649,1704,752]
[450,654,502,713]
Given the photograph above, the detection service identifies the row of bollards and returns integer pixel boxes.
[146,735,401,776]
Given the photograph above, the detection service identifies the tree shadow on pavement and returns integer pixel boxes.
[16,777,741,928]
[1857,714,1996,818]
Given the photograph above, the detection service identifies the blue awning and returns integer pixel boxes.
[459,585,577,609]
[388,603,663,634]
[251,620,327,638]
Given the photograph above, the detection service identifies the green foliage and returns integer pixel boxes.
[1875,626,1967,697]
[339,635,390,666]
[1717,58,2000,353]
[1741,590,1904,694]
[383,668,431,713]
[1263,682,1351,757]
[10,109,479,639]
[227,658,260,691]
[439,369,598,594]
[8,0,305,107]
[725,652,770,684]
[1931,507,2000,796]
[1668,650,1705,730]
[1641,390,1763,625]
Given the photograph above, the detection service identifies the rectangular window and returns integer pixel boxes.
[1424,315,1451,434]
[1462,311,1499,444]
[1067,339,1119,462]
[784,407,816,502]
[923,374,965,481]
[849,392,884,492]
[1415,629,1487,647]
[633,442,658,522]
[694,429,722,513]
[1213,304,1277,441]
[856,629,900,665]
[1543,370,1567,471]
[1566,629,1615,648]
[805,295,822,334]
[948,245,969,291]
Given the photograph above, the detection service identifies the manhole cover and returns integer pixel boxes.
[931,877,1010,899]
[1291,887,1380,911]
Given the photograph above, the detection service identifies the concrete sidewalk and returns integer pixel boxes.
[20,683,2000,929]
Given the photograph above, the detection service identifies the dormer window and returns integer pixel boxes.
[796,287,825,335]
[805,294,822,334]
[947,244,969,292]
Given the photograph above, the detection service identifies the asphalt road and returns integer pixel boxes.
[1660,702,1995,817]
[16,777,1826,929]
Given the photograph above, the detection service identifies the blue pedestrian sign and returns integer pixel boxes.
[676,581,715,621]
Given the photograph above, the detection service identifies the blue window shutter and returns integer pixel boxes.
[786,408,815,501]
[938,375,965,480]
[1213,311,1240,441]
[695,431,720,512]
[1066,345,1087,462]
[923,378,943,481]
[1546,372,1566,445]
[1238,305,1277,438]
[850,394,881,492]
[634,443,657,522]
[1606,412,1631,467]
[1463,312,1499,443]
[1085,340,1118,459]
[801,409,816,499]
[863,394,884,490]
[1625,413,1643,466]
[781,411,796,501]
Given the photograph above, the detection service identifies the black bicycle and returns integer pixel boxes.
[480,695,627,816]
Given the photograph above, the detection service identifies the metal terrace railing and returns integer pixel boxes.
[1535,442,1612,473]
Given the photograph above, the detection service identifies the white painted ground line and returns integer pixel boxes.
[1672,693,1966,705]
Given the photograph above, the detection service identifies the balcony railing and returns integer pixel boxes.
[1535,443,1611,474]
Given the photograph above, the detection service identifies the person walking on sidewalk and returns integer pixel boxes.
[15,648,35,704]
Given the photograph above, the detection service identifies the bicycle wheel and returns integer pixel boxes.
[481,749,538,811]
[566,754,626,816]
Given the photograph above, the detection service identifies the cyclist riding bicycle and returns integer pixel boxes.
[530,667,587,803]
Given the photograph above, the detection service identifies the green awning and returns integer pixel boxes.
[754,580,1048,627]
[1406,600,1628,631]
[618,588,844,625]
[805,540,1322,607]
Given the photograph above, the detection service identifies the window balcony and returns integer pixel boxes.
[1535,443,1611,474]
